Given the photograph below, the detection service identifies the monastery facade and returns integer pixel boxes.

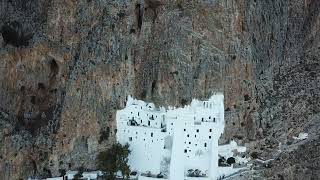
[116,93,225,180]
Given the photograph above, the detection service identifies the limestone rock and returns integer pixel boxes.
[0,0,319,179]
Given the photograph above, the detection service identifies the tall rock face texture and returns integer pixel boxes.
[0,0,319,179]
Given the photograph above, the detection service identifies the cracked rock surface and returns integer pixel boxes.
[0,0,319,179]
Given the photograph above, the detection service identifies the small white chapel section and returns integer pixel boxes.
[116,93,225,180]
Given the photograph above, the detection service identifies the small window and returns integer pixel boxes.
[141,120,142,123]
[184,129,186,131]
[184,149,187,153]
[204,143,207,147]
[209,136,211,139]
[189,142,191,144]
[138,112,140,116]
[213,118,216,122]
[151,133,153,137]
[209,116,211,119]
[171,123,173,125]
[148,121,150,126]
[136,132,138,134]
[187,134,189,137]
[195,135,197,138]
[129,137,132,141]
[209,129,212,132]
[196,129,199,133]
[201,118,204,122]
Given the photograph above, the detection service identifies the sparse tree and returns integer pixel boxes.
[97,143,131,179]
[74,166,84,180]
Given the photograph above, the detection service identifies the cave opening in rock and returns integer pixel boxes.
[135,3,143,31]
[1,21,32,47]
[49,58,59,76]
[38,82,45,90]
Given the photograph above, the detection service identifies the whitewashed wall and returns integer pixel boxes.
[117,93,225,180]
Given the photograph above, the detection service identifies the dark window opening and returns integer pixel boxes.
[209,129,212,132]
[129,137,132,141]
[184,129,186,131]
[209,116,211,119]
[201,118,204,122]
[135,4,143,31]
[187,134,189,137]
[213,118,216,122]
[204,143,207,147]
[209,136,211,139]
[189,142,191,144]
[196,129,199,133]
[151,133,153,137]
[184,149,187,153]
[148,121,150,126]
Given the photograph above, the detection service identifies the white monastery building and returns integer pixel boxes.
[116,93,227,180]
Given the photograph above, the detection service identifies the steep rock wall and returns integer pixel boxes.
[0,0,319,179]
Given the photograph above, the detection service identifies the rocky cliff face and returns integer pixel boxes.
[0,0,319,179]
